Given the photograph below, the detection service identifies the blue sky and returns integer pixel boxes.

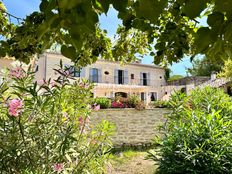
[3,0,192,76]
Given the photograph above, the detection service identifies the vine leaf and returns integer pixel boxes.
[182,0,209,19]
[135,0,168,24]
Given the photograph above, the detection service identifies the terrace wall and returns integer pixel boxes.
[91,108,169,147]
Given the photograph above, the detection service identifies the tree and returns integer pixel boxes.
[168,75,184,81]
[188,56,223,76]
[219,59,232,78]
[1,0,232,65]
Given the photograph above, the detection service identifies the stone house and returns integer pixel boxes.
[2,52,230,103]
[35,52,166,104]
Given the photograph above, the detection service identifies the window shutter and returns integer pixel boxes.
[140,72,143,85]
[114,69,118,84]
[124,70,129,84]
[89,68,92,82]
[98,68,102,83]
[80,67,85,78]
[147,72,150,86]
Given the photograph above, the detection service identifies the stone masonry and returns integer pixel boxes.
[91,108,169,146]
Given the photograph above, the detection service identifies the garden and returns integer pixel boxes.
[92,95,145,110]
[2,64,232,173]
[1,0,232,173]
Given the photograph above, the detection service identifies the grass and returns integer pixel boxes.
[107,150,157,174]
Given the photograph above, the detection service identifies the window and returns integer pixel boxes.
[118,70,124,84]
[150,92,157,101]
[65,65,81,77]
[141,92,145,101]
[70,67,81,77]
[131,74,134,79]
[143,73,147,86]
[104,71,109,75]
[90,68,98,83]
[140,72,150,86]
[115,69,128,84]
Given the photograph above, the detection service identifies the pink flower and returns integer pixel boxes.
[93,104,100,111]
[8,98,23,117]
[50,80,56,87]
[37,79,46,86]
[78,117,84,126]
[8,67,25,79]
[53,163,63,172]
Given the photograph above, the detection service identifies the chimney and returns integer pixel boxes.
[211,71,217,81]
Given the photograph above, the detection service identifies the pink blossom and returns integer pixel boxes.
[78,116,84,126]
[50,80,56,87]
[8,67,25,79]
[37,79,46,86]
[112,101,125,108]
[93,104,100,111]
[8,98,23,117]
[53,163,63,172]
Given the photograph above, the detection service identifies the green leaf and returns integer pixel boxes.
[207,12,224,27]
[98,0,111,14]
[195,27,213,53]
[182,0,209,19]
[215,0,232,19]
[135,0,168,24]
[61,45,77,59]
[112,0,128,12]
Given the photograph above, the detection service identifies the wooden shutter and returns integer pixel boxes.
[140,72,143,85]
[114,69,118,84]
[98,68,102,83]
[124,70,129,84]
[147,72,150,86]
[80,67,85,78]
[89,68,92,82]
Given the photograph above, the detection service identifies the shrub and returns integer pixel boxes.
[151,100,171,108]
[93,97,111,109]
[128,95,140,108]
[0,65,114,173]
[148,87,232,173]
[112,96,129,108]
[111,100,125,108]
[135,101,145,110]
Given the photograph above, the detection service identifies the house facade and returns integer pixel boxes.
[1,52,231,104]
[35,52,166,104]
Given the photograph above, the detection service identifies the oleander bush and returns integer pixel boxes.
[111,96,128,108]
[0,64,114,174]
[148,87,232,174]
[93,97,111,109]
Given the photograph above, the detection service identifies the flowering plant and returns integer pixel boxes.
[0,63,114,173]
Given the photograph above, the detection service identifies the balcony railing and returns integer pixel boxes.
[87,75,164,87]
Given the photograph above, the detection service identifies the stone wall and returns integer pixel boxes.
[167,76,210,86]
[91,108,169,146]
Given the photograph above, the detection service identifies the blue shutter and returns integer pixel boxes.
[124,70,129,84]
[147,73,150,86]
[89,68,92,82]
[140,72,143,85]
[80,67,85,78]
[114,69,118,84]
[98,68,102,83]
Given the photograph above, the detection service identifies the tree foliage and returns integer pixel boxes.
[219,59,232,78]
[188,56,223,76]
[168,75,183,81]
[1,0,232,65]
